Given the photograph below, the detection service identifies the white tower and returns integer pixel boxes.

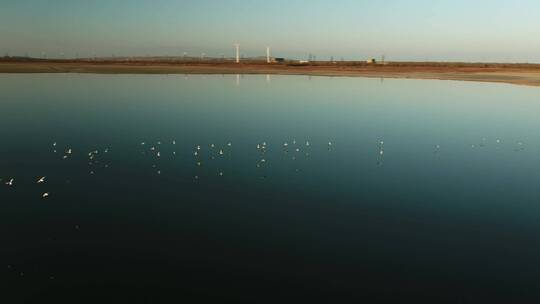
[234,43,240,63]
[266,47,270,63]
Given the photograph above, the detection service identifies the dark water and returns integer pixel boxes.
[1,74,540,303]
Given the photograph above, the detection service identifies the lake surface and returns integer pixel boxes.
[1,74,540,303]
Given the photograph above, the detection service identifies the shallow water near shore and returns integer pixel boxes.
[1,74,540,302]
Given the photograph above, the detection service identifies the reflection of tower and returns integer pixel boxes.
[266,47,270,63]
[266,74,271,83]
[234,43,240,63]
[236,74,240,86]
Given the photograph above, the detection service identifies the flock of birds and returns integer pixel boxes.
[140,139,333,179]
[0,139,337,199]
[0,137,529,199]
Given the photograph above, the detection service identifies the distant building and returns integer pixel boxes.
[367,58,377,64]
[274,57,285,63]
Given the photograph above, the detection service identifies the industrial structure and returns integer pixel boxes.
[234,43,240,63]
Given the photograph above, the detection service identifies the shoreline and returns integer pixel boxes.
[2,62,540,87]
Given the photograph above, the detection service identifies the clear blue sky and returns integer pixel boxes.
[1,0,539,62]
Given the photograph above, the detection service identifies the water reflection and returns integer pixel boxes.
[2,74,540,302]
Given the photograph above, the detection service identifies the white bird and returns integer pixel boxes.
[306,141,310,146]
[6,178,14,186]
[37,176,46,184]
[227,142,232,147]
[194,151,198,156]
[210,144,215,148]
[42,193,49,198]
[53,142,57,147]
[197,145,201,150]
[219,150,224,155]
[328,142,333,146]
[66,149,72,154]
[141,142,146,145]
[172,140,176,145]
[283,143,288,147]
[157,152,161,157]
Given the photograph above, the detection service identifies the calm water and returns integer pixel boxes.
[1,74,540,303]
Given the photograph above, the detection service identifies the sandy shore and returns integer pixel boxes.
[2,61,540,87]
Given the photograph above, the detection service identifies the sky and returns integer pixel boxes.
[1,0,539,62]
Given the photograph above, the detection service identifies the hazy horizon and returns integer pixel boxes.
[1,0,540,63]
